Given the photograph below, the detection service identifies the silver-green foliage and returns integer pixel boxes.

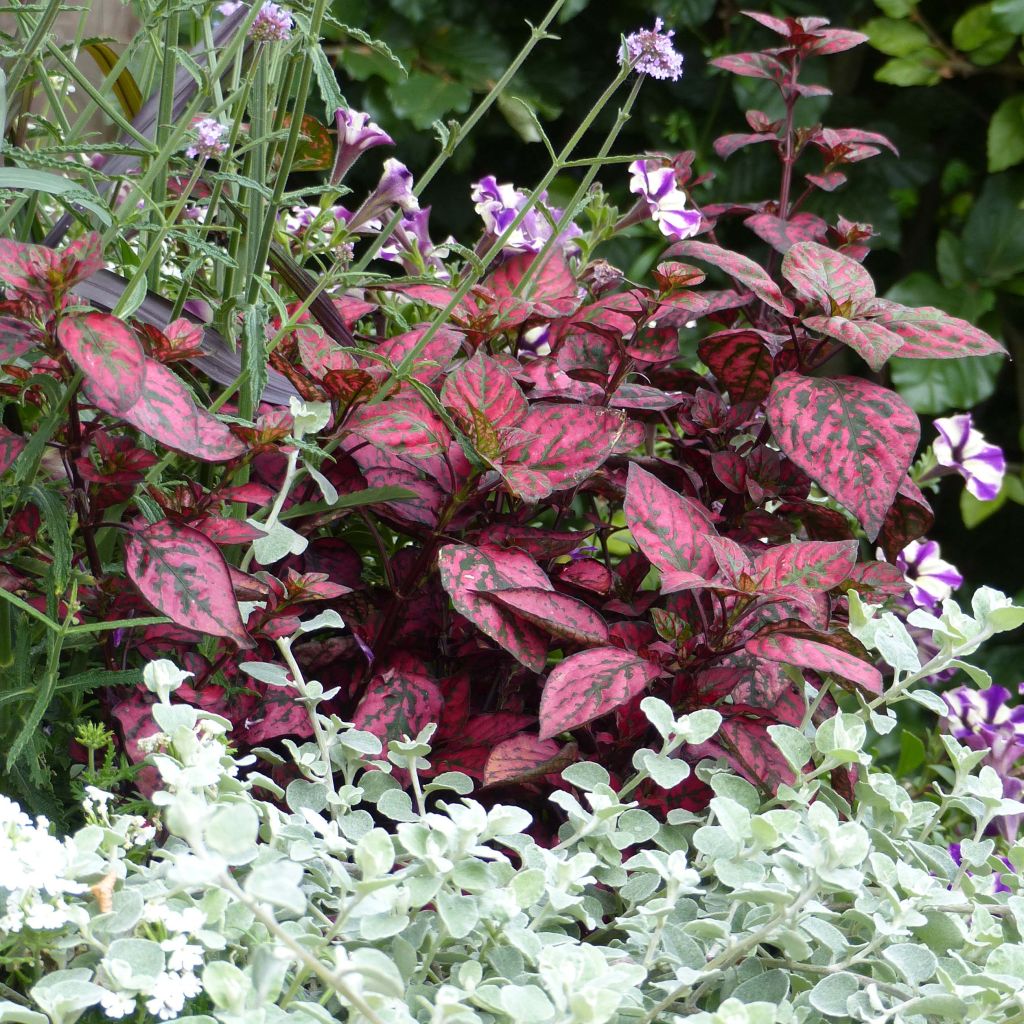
[2,590,1024,1024]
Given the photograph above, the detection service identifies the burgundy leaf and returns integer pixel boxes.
[842,560,909,600]
[709,52,786,80]
[487,250,582,319]
[745,213,828,254]
[125,520,253,647]
[714,132,776,159]
[804,29,868,55]
[0,316,45,360]
[375,325,464,384]
[757,539,859,591]
[624,463,718,577]
[802,314,903,371]
[496,404,624,502]
[766,372,920,540]
[555,558,613,595]
[483,734,573,787]
[483,587,609,646]
[609,383,684,410]
[666,240,792,315]
[698,330,775,403]
[0,426,26,475]
[441,350,528,431]
[745,633,882,695]
[879,476,934,562]
[864,300,1007,359]
[194,517,266,545]
[538,647,663,740]
[817,127,898,156]
[242,695,313,744]
[0,233,104,302]
[297,328,357,380]
[781,241,875,309]
[708,709,797,792]
[346,392,451,463]
[57,312,146,414]
[352,665,443,742]
[438,543,551,672]
[806,171,847,192]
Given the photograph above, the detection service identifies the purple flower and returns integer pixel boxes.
[250,2,293,42]
[217,1,244,13]
[518,324,552,359]
[185,118,228,160]
[347,159,419,233]
[943,685,1024,842]
[470,175,581,255]
[896,538,963,611]
[933,413,1006,502]
[378,206,451,275]
[619,18,684,82]
[330,108,394,185]
[628,159,702,240]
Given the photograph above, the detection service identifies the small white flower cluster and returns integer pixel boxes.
[0,794,88,933]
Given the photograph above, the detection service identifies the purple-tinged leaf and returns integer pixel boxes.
[0,426,26,475]
[781,241,874,309]
[767,372,920,540]
[352,665,443,742]
[496,404,624,502]
[556,558,613,595]
[0,316,45,360]
[698,330,775,403]
[709,52,786,80]
[804,29,868,55]
[438,543,551,672]
[714,132,776,159]
[802,314,904,370]
[806,171,847,192]
[745,213,828,254]
[864,300,1007,359]
[816,127,898,155]
[841,560,909,600]
[58,312,145,414]
[746,633,882,695]
[757,539,858,591]
[441,350,527,431]
[483,587,609,646]
[125,520,253,648]
[624,463,718,577]
[538,647,663,740]
[879,476,934,562]
[483,734,573,787]
[666,240,792,315]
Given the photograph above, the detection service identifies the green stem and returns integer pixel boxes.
[3,0,64,126]
[149,7,180,292]
[0,600,12,668]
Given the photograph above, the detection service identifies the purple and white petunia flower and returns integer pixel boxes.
[933,413,1006,502]
[185,118,228,160]
[628,159,701,240]
[378,206,451,275]
[896,538,963,611]
[470,175,581,255]
[250,2,293,42]
[346,158,419,232]
[330,108,394,185]
[618,18,685,82]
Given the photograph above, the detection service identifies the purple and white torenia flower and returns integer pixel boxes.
[330,108,394,185]
[933,413,1006,502]
[896,538,963,611]
[628,159,702,240]
[470,175,581,255]
[250,1,293,42]
[185,118,228,160]
[619,18,684,82]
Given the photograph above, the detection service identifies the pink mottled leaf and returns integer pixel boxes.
[781,241,875,309]
[804,29,868,55]
[346,392,451,462]
[0,426,26,475]
[0,316,45,360]
[766,372,920,540]
[297,327,357,380]
[538,647,663,740]
[374,325,464,384]
[609,383,683,410]
[864,300,1007,359]
[496,404,624,502]
[487,249,582,319]
[483,734,573,787]
[556,558,613,595]
[745,213,828,254]
[58,312,146,414]
[438,543,551,672]
[806,171,847,192]
[624,463,718,577]
[757,539,858,591]
[714,132,776,159]
[352,664,443,742]
[666,240,792,315]
[483,587,609,646]
[125,519,253,647]
[0,232,104,303]
[709,52,786,80]
[802,314,904,370]
[698,330,775,403]
[746,633,882,695]
[879,475,934,562]
[442,350,527,431]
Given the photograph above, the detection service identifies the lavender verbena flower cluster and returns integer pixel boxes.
[896,538,963,611]
[471,176,581,255]
[184,118,228,160]
[618,18,685,81]
[932,412,1006,502]
[942,683,1024,842]
[250,1,293,42]
[628,159,702,240]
